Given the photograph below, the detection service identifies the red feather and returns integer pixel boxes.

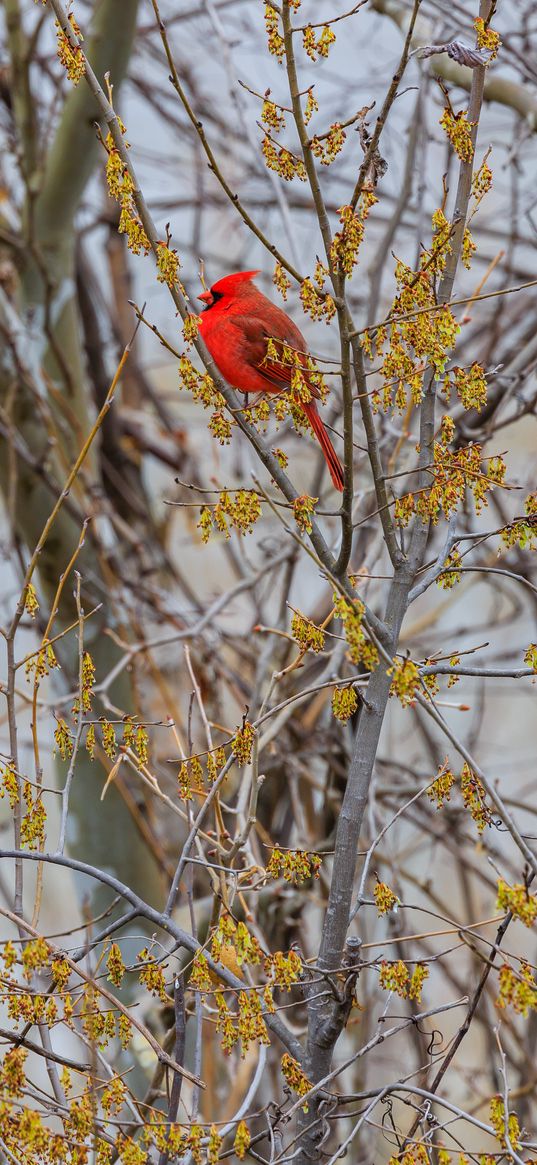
[198,271,344,492]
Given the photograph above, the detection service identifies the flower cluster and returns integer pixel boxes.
[106,943,126,988]
[419,662,438,700]
[461,226,477,268]
[178,353,231,443]
[25,641,60,681]
[104,720,117,759]
[211,914,262,968]
[437,549,462,590]
[232,720,256,766]
[198,489,262,543]
[266,847,322,884]
[243,396,270,429]
[489,1096,520,1150]
[311,122,346,165]
[177,755,202,801]
[7,985,58,1028]
[293,493,317,533]
[21,937,49,981]
[439,414,455,445]
[85,722,98,759]
[104,127,150,257]
[0,1047,27,1098]
[388,1149,430,1165]
[304,89,319,125]
[55,13,85,84]
[291,609,325,653]
[497,961,537,1017]
[137,948,168,1002]
[332,684,358,722]
[273,261,291,300]
[440,107,475,161]
[176,744,226,801]
[234,1121,251,1160]
[20,780,46,850]
[156,242,180,288]
[299,276,336,321]
[289,365,313,404]
[401,442,506,527]
[452,363,488,410]
[273,445,289,468]
[333,595,378,670]
[117,720,146,768]
[264,3,284,59]
[24,583,39,618]
[182,313,200,345]
[262,135,307,181]
[497,879,537,927]
[460,762,491,833]
[189,951,212,992]
[261,97,286,134]
[146,1123,187,1160]
[147,1123,216,1164]
[524,643,537,672]
[0,762,19,808]
[215,988,269,1055]
[427,763,455,808]
[178,354,223,404]
[474,16,501,58]
[265,949,302,989]
[389,656,420,706]
[369,225,461,413]
[379,960,429,1002]
[208,409,231,442]
[374,881,399,915]
[472,156,493,202]
[330,195,376,276]
[0,936,137,1163]
[313,259,330,292]
[302,25,336,60]
[206,745,227,782]
[281,1054,312,1109]
[393,494,416,527]
[431,208,456,274]
[101,1074,127,1117]
[501,492,537,552]
[445,656,462,689]
[104,124,127,199]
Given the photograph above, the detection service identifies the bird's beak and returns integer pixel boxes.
[198,290,212,304]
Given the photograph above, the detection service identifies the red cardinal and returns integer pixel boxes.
[197,270,344,492]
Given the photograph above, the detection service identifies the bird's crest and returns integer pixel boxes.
[210,270,261,295]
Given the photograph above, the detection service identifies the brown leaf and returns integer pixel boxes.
[418,40,490,68]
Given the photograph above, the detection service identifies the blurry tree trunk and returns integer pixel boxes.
[1,0,163,909]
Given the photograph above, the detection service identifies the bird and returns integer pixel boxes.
[197,270,344,492]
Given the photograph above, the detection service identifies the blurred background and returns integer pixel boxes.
[0,0,536,1156]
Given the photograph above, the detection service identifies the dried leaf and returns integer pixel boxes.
[418,40,490,68]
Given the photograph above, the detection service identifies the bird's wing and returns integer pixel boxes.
[229,315,320,397]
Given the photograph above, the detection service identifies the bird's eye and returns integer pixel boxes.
[201,288,223,311]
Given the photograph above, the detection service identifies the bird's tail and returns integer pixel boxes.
[302,401,344,492]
